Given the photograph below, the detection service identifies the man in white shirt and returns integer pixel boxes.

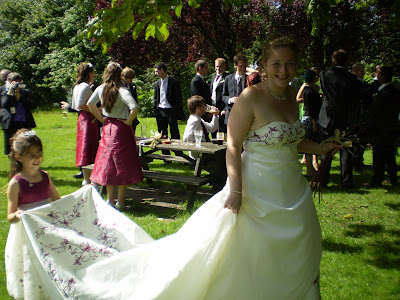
[153,62,185,155]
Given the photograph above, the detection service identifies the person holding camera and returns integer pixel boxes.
[1,72,36,154]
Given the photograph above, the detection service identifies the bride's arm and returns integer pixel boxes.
[297,138,340,155]
[224,89,254,213]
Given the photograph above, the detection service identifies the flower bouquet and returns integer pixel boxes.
[310,129,357,203]
[150,131,162,149]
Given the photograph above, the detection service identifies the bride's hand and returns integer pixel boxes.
[321,142,341,155]
[224,193,242,214]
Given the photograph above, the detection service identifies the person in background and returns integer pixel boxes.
[71,63,99,186]
[352,62,374,172]
[1,69,10,86]
[210,58,229,136]
[318,50,360,188]
[183,95,226,191]
[190,59,212,140]
[1,72,36,155]
[121,67,140,134]
[222,54,248,127]
[300,69,322,177]
[297,67,320,170]
[5,129,60,299]
[153,62,185,155]
[367,66,400,187]
[0,69,12,154]
[88,62,143,210]
[183,95,219,145]
[246,71,262,86]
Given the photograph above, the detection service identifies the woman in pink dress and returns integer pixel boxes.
[72,63,100,186]
[87,62,143,210]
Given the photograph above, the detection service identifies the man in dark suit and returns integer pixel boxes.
[351,62,374,172]
[367,66,400,187]
[154,62,184,155]
[190,59,212,141]
[210,58,229,136]
[190,60,211,105]
[222,54,248,127]
[318,49,361,188]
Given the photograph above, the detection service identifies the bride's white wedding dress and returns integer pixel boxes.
[6,120,321,299]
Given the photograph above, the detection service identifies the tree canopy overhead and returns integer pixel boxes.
[88,0,350,53]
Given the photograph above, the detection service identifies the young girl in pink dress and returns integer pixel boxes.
[5,129,60,299]
[87,62,143,210]
[72,63,100,186]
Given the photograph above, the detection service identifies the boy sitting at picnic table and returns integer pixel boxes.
[183,95,219,146]
[183,95,226,192]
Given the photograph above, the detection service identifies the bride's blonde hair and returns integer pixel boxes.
[262,33,298,63]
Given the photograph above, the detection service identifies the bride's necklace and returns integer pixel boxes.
[266,84,286,101]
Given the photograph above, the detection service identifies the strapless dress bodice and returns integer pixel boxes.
[245,119,305,146]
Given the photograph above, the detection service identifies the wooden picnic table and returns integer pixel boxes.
[137,138,227,210]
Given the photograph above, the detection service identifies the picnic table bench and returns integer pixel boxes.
[138,138,227,210]
[82,139,227,210]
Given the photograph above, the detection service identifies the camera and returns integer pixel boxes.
[14,83,26,89]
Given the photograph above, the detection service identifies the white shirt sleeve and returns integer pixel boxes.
[87,85,102,106]
[201,115,219,133]
[77,83,93,107]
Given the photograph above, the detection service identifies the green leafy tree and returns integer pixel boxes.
[0,0,108,106]
[88,0,351,52]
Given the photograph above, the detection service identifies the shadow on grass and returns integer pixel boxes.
[344,223,384,238]
[0,170,9,179]
[123,184,212,219]
[385,202,400,211]
[313,185,370,195]
[322,238,363,254]
[389,229,400,237]
[52,179,83,187]
[43,166,80,172]
[366,239,400,270]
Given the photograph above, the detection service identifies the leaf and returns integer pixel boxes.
[175,3,183,17]
[343,214,353,219]
[132,21,146,39]
[188,0,201,9]
[145,19,156,40]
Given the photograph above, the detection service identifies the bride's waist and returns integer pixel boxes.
[242,147,298,162]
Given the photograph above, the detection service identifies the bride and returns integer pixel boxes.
[7,34,339,300]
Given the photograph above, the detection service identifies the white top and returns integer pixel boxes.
[183,114,219,142]
[71,82,93,111]
[159,75,172,109]
[87,85,138,119]
[211,73,223,104]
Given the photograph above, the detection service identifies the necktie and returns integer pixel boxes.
[237,76,243,96]
[216,74,220,82]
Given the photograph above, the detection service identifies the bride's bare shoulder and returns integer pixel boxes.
[239,83,266,103]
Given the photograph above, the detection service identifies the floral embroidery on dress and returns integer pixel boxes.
[246,121,305,146]
[34,194,121,298]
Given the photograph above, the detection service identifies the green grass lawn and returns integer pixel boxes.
[0,110,399,299]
